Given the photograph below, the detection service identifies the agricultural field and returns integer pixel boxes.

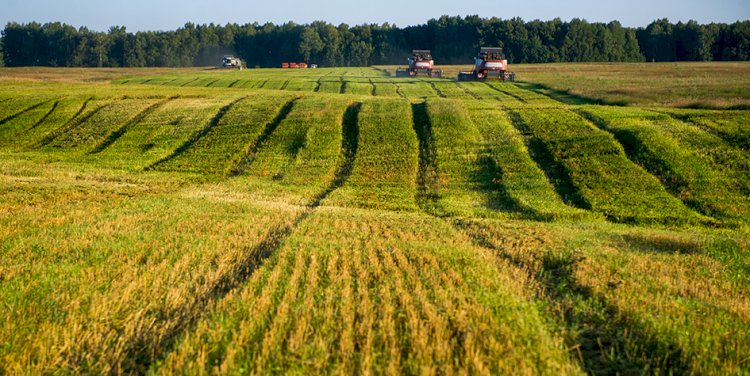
[0,64,748,374]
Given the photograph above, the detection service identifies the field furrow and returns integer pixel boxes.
[1,66,748,375]
[93,96,242,169]
[581,106,750,224]
[512,108,702,224]
[152,92,295,175]
[323,98,419,211]
[7,96,92,148]
[0,99,59,143]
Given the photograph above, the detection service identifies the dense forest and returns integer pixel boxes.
[1,16,749,68]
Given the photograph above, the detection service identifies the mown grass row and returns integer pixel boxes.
[459,100,594,220]
[663,108,750,151]
[117,71,545,103]
[511,108,704,224]
[458,218,750,374]
[151,208,576,374]
[151,91,295,175]
[235,96,353,204]
[580,106,750,225]
[324,98,419,211]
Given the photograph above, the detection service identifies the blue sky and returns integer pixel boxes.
[1,0,748,31]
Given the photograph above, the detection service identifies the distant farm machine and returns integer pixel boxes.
[396,50,443,78]
[220,55,243,70]
[457,47,515,82]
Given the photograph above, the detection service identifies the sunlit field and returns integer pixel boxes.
[1,64,748,374]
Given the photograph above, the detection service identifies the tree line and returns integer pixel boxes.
[1,16,748,68]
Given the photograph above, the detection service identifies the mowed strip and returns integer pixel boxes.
[460,101,592,220]
[0,99,58,143]
[0,180,303,373]
[155,208,577,374]
[665,109,750,151]
[371,80,401,97]
[45,98,164,151]
[9,96,93,149]
[458,82,521,104]
[396,81,439,100]
[324,98,419,211]
[514,108,701,224]
[582,106,750,224]
[239,96,352,203]
[0,96,53,123]
[153,92,296,175]
[92,96,243,170]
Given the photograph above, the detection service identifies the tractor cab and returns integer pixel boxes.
[396,49,443,77]
[409,50,433,71]
[475,47,508,77]
[458,47,515,81]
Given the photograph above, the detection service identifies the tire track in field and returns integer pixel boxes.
[227,79,241,88]
[89,96,178,154]
[483,82,526,103]
[410,104,687,373]
[229,98,299,176]
[0,99,55,127]
[456,82,483,100]
[27,100,60,130]
[280,79,291,90]
[146,96,250,170]
[426,81,446,98]
[35,98,105,147]
[132,102,362,373]
[505,108,592,210]
[179,77,200,87]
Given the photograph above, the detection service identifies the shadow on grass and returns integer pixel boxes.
[506,110,592,211]
[89,96,178,154]
[455,219,689,374]
[119,101,363,374]
[411,102,443,214]
[229,98,298,176]
[147,96,248,170]
[515,82,627,106]
[471,154,536,217]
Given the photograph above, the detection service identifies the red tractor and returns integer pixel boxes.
[457,47,516,82]
[395,50,443,78]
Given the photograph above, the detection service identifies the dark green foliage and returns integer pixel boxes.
[3,18,749,67]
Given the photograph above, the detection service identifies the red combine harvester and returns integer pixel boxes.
[395,50,443,78]
[457,47,516,82]
[281,62,289,68]
[298,62,308,68]
[290,62,299,68]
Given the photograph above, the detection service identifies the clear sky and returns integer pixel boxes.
[1,0,748,32]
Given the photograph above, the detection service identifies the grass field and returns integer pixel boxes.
[0,64,748,374]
